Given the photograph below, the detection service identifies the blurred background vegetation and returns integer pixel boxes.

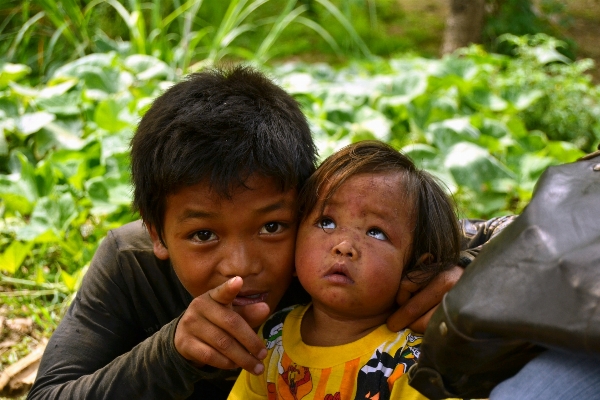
[1,0,599,396]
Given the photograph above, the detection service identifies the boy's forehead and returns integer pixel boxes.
[168,173,298,208]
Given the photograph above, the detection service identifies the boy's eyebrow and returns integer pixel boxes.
[176,199,295,222]
[177,210,217,222]
[254,200,294,215]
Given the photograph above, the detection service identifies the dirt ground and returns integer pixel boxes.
[398,0,600,81]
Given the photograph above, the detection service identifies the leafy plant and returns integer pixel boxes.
[0,0,370,79]
[0,36,598,373]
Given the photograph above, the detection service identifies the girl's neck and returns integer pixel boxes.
[300,303,393,347]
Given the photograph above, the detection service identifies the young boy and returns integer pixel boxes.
[228,140,461,399]
[28,66,511,400]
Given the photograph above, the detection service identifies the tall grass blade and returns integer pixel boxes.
[314,0,371,57]
[254,0,306,63]
[7,11,45,60]
[295,16,342,56]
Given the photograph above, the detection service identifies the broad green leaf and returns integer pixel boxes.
[0,192,33,215]
[444,142,515,192]
[39,79,79,98]
[401,143,440,171]
[53,53,117,79]
[512,90,544,111]
[15,194,78,241]
[36,91,81,115]
[3,152,39,203]
[94,98,133,132]
[34,160,57,198]
[476,117,510,139]
[0,63,31,89]
[519,154,554,184]
[467,88,508,112]
[389,72,428,101]
[86,177,117,215]
[427,118,480,151]
[124,55,174,81]
[101,133,131,160]
[0,98,19,118]
[37,122,85,152]
[0,241,33,273]
[351,107,391,141]
[546,141,585,163]
[532,47,571,65]
[16,112,56,135]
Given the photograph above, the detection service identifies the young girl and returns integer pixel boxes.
[228,140,461,400]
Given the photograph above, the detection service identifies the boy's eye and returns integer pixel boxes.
[367,228,387,241]
[192,230,217,242]
[318,218,336,231]
[260,222,284,234]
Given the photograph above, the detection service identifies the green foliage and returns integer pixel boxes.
[0,52,164,305]
[278,36,598,218]
[484,0,576,58]
[0,0,369,80]
[0,35,598,348]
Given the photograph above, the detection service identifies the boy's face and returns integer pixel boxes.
[295,172,414,321]
[149,174,297,328]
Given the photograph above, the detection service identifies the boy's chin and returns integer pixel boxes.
[234,302,271,329]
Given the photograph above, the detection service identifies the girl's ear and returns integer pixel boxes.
[147,224,170,260]
[403,253,435,283]
[415,253,434,267]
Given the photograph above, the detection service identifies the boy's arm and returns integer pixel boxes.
[387,216,517,333]
[27,225,231,399]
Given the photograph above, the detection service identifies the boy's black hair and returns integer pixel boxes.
[131,65,317,245]
[298,140,460,284]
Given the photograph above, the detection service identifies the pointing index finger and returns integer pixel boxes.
[209,276,243,306]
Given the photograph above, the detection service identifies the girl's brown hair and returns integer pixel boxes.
[298,140,460,283]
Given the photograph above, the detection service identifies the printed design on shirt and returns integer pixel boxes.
[324,392,341,400]
[279,354,313,400]
[263,306,314,399]
[354,333,422,400]
[262,306,296,348]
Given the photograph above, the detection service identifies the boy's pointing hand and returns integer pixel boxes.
[174,276,269,375]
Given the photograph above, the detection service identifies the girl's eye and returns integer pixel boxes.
[260,222,284,234]
[318,218,336,231]
[192,230,217,242]
[367,228,387,241]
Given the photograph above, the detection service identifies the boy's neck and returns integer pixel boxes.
[300,302,393,347]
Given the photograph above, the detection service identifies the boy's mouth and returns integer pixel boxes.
[233,292,268,306]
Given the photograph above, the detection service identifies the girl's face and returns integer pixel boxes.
[295,172,415,321]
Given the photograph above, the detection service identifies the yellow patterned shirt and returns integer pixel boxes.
[228,304,427,400]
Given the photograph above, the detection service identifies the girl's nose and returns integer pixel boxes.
[331,239,358,260]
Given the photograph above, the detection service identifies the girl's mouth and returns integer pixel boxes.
[324,264,354,284]
[232,292,268,306]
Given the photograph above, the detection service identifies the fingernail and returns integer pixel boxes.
[257,349,267,360]
[253,363,264,375]
[229,276,240,285]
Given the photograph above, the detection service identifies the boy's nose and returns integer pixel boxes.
[331,240,358,260]
[219,242,260,278]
